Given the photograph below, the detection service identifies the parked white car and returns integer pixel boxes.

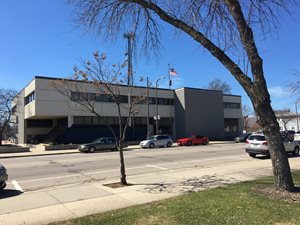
[245,134,300,158]
[139,135,173,149]
[293,131,300,141]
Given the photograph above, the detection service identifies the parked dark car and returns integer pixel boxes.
[78,137,128,153]
[234,133,252,143]
[177,135,209,146]
[0,164,8,190]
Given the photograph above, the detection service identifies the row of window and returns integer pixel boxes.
[25,116,239,132]
[24,91,239,109]
[73,116,148,126]
[71,92,174,105]
[25,91,35,105]
[224,102,240,109]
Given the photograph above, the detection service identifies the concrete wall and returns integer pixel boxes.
[15,89,26,144]
[223,95,243,119]
[175,88,225,140]
[174,88,186,138]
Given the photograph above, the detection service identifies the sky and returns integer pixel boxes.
[1,0,300,113]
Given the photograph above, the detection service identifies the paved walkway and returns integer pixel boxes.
[0,153,299,225]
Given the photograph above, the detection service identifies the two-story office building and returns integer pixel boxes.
[12,76,243,144]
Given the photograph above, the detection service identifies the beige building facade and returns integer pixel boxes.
[13,76,242,144]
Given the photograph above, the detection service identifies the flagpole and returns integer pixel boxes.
[168,63,172,137]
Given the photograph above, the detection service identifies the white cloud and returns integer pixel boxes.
[268,86,290,98]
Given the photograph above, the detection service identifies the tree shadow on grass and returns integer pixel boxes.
[0,189,23,199]
[253,184,300,203]
[137,175,238,194]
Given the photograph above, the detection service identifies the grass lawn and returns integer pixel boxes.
[51,172,300,225]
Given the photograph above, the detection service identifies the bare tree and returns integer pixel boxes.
[68,0,297,191]
[288,70,300,94]
[208,78,232,94]
[0,89,18,146]
[54,52,145,185]
[275,109,296,131]
[242,104,253,133]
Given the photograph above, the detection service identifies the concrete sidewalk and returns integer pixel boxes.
[0,141,234,159]
[0,155,299,225]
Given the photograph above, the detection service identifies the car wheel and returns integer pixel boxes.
[187,141,192,146]
[167,142,172,147]
[293,146,299,156]
[149,143,155,149]
[89,146,96,153]
[249,153,256,158]
[0,183,6,190]
[203,141,208,145]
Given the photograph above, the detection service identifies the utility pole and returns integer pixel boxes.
[124,32,135,130]
[124,32,134,86]
[154,76,165,135]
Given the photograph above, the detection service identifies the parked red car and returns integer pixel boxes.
[176,135,209,146]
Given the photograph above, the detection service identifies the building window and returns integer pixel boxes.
[224,102,240,109]
[27,119,52,128]
[70,91,173,105]
[25,91,35,105]
[74,116,84,124]
[224,119,238,132]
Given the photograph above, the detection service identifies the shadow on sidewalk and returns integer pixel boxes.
[134,175,238,194]
[0,189,23,199]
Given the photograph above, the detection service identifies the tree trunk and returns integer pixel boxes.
[117,111,127,185]
[252,90,294,192]
[118,139,127,185]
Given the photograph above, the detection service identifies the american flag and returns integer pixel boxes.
[169,68,178,76]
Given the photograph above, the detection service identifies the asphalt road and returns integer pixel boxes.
[2,143,248,192]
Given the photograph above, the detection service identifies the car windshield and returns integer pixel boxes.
[248,135,266,141]
[94,138,103,142]
[238,134,247,138]
[149,136,157,140]
[94,138,110,143]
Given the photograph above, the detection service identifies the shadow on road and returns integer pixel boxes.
[254,155,270,160]
[254,154,299,160]
[0,189,23,199]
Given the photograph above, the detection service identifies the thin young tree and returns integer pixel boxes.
[54,52,145,185]
[0,89,18,146]
[68,0,298,191]
[208,78,232,94]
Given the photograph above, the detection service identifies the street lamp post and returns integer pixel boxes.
[154,76,165,135]
[146,77,150,139]
[295,100,300,131]
[243,116,249,133]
